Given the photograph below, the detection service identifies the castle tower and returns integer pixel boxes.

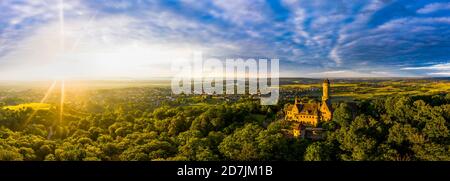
[322,79,330,102]
[294,96,299,104]
[320,79,332,121]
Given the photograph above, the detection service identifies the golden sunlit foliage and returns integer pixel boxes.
[0,79,449,161]
[3,103,52,111]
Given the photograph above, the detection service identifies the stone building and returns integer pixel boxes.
[285,79,333,137]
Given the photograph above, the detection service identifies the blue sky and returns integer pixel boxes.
[0,0,450,79]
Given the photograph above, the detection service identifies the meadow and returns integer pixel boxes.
[281,78,450,101]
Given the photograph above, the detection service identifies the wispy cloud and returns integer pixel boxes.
[329,46,342,65]
[428,72,450,76]
[401,63,450,77]
[1,0,450,79]
[401,63,450,70]
[307,69,396,78]
[417,2,450,14]
[210,0,268,26]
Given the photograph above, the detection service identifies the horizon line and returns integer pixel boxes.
[0,76,448,82]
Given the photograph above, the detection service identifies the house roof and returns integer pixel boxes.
[288,102,319,115]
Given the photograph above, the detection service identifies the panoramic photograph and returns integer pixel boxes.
[0,0,449,178]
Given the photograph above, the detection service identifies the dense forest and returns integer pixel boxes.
[0,86,449,161]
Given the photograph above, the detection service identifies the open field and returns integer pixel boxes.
[3,103,52,111]
[281,78,450,101]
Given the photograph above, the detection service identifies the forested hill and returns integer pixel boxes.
[0,87,449,161]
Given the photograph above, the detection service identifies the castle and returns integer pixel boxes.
[285,79,332,137]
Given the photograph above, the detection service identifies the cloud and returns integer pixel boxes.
[328,0,389,66]
[0,0,88,56]
[377,17,450,31]
[307,70,396,78]
[428,72,450,76]
[0,5,237,80]
[329,46,342,65]
[1,0,450,79]
[401,63,450,77]
[417,2,450,14]
[319,70,348,74]
[1,0,82,25]
[401,63,450,70]
[0,0,281,80]
[210,0,268,26]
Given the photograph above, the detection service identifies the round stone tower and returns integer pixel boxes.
[322,79,330,102]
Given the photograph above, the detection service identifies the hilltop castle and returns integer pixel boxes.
[285,79,333,137]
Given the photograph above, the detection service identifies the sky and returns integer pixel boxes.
[0,0,450,80]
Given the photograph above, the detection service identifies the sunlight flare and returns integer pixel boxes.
[25,80,57,124]
[60,80,65,123]
[59,0,65,51]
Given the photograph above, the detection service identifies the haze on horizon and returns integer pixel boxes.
[1,0,450,80]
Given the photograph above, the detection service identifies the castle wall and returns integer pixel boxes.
[286,112,319,126]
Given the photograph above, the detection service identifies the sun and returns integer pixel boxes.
[27,0,67,126]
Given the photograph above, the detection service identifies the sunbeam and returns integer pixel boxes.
[24,80,57,125]
[59,0,65,51]
[60,80,65,123]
